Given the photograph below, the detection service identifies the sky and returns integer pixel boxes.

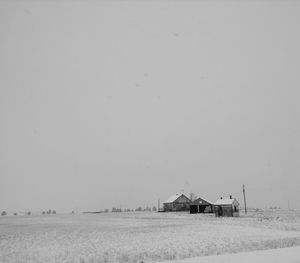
[0,0,300,213]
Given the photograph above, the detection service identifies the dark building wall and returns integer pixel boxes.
[189,197,213,214]
[163,202,190,211]
[163,195,191,212]
[190,205,213,214]
[200,205,213,213]
[214,205,239,217]
[190,205,198,213]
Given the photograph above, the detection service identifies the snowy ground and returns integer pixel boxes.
[163,246,300,263]
[0,211,300,263]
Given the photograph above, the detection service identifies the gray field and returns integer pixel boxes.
[1,210,300,263]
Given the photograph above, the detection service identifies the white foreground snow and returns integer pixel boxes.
[165,246,300,263]
[1,211,300,262]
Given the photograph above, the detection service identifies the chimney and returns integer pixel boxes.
[230,195,232,199]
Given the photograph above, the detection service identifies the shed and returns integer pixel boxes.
[190,197,213,214]
[163,194,191,212]
[214,196,239,217]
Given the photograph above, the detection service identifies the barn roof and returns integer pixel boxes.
[214,198,238,205]
[164,194,184,204]
[191,197,213,205]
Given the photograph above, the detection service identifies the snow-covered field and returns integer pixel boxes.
[164,246,300,263]
[0,211,300,263]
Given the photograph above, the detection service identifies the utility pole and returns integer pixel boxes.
[243,184,247,214]
[288,200,290,211]
[158,199,160,212]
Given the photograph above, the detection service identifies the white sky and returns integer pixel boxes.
[0,0,300,212]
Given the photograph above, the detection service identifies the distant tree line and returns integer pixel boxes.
[42,210,56,214]
[110,206,157,213]
[1,211,34,216]
[1,211,31,216]
[269,206,281,210]
[1,206,158,216]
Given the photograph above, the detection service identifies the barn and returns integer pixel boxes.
[163,194,191,212]
[189,197,213,214]
[214,196,239,217]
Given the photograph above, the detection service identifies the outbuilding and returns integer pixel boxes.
[190,197,213,214]
[163,194,191,212]
[214,196,239,217]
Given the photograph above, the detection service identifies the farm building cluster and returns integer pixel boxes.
[162,193,240,217]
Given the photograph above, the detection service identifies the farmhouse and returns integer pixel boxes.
[163,194,191,212]
[189,197,213,214]
[214,196,239,217]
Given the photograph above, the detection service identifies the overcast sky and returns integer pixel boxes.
[1,0,300,213]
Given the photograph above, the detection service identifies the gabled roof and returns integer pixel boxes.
[214,198,238,206]
[164,194,185,204]
[191,197,213,205]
